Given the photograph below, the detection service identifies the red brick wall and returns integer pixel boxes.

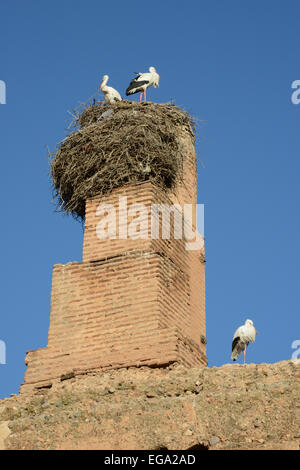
[21,130,206,393]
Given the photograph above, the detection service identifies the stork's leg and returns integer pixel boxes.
[140,92,142,102]
[244,346,247,364]
[144,88,147,102]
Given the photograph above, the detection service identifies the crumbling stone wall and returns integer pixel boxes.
[21,128,206,393]
[1,360,299,450]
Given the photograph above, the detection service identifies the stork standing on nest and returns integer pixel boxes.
[99,75,122,104]
[126,66,160,102]
[231,319,258,364]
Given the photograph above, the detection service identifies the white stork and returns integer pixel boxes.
[99,75,122,104]
[126,66,160,102]
[231,319,258,363]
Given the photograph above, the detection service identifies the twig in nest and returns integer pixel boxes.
[50,101,195,221]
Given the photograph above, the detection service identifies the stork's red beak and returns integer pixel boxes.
[99,81,104,89]
[255,329,259,335]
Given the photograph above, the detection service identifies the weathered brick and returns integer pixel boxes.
[21,130,206,393]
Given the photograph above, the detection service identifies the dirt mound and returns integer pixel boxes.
[1,360,299,450]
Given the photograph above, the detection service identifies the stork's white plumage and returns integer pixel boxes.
[231,319,258,363]
[99,75,122,104]
[126,66,160,102]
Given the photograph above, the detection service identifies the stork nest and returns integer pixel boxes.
[50,101,195,220]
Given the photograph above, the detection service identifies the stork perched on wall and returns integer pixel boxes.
[99,75,122,104]
[126,66,160,102]
[231,319,258,364]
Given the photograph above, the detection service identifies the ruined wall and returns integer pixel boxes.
[21,130,206,394]
[1,361,299,450]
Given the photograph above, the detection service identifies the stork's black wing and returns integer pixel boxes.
[232,336,240,352]
[126,79,149,96]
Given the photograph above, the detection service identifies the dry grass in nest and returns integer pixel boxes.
[50,101,195,220]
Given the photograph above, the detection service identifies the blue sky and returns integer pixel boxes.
[0,0,299,399]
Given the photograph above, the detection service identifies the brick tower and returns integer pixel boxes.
[21,121,207,394]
